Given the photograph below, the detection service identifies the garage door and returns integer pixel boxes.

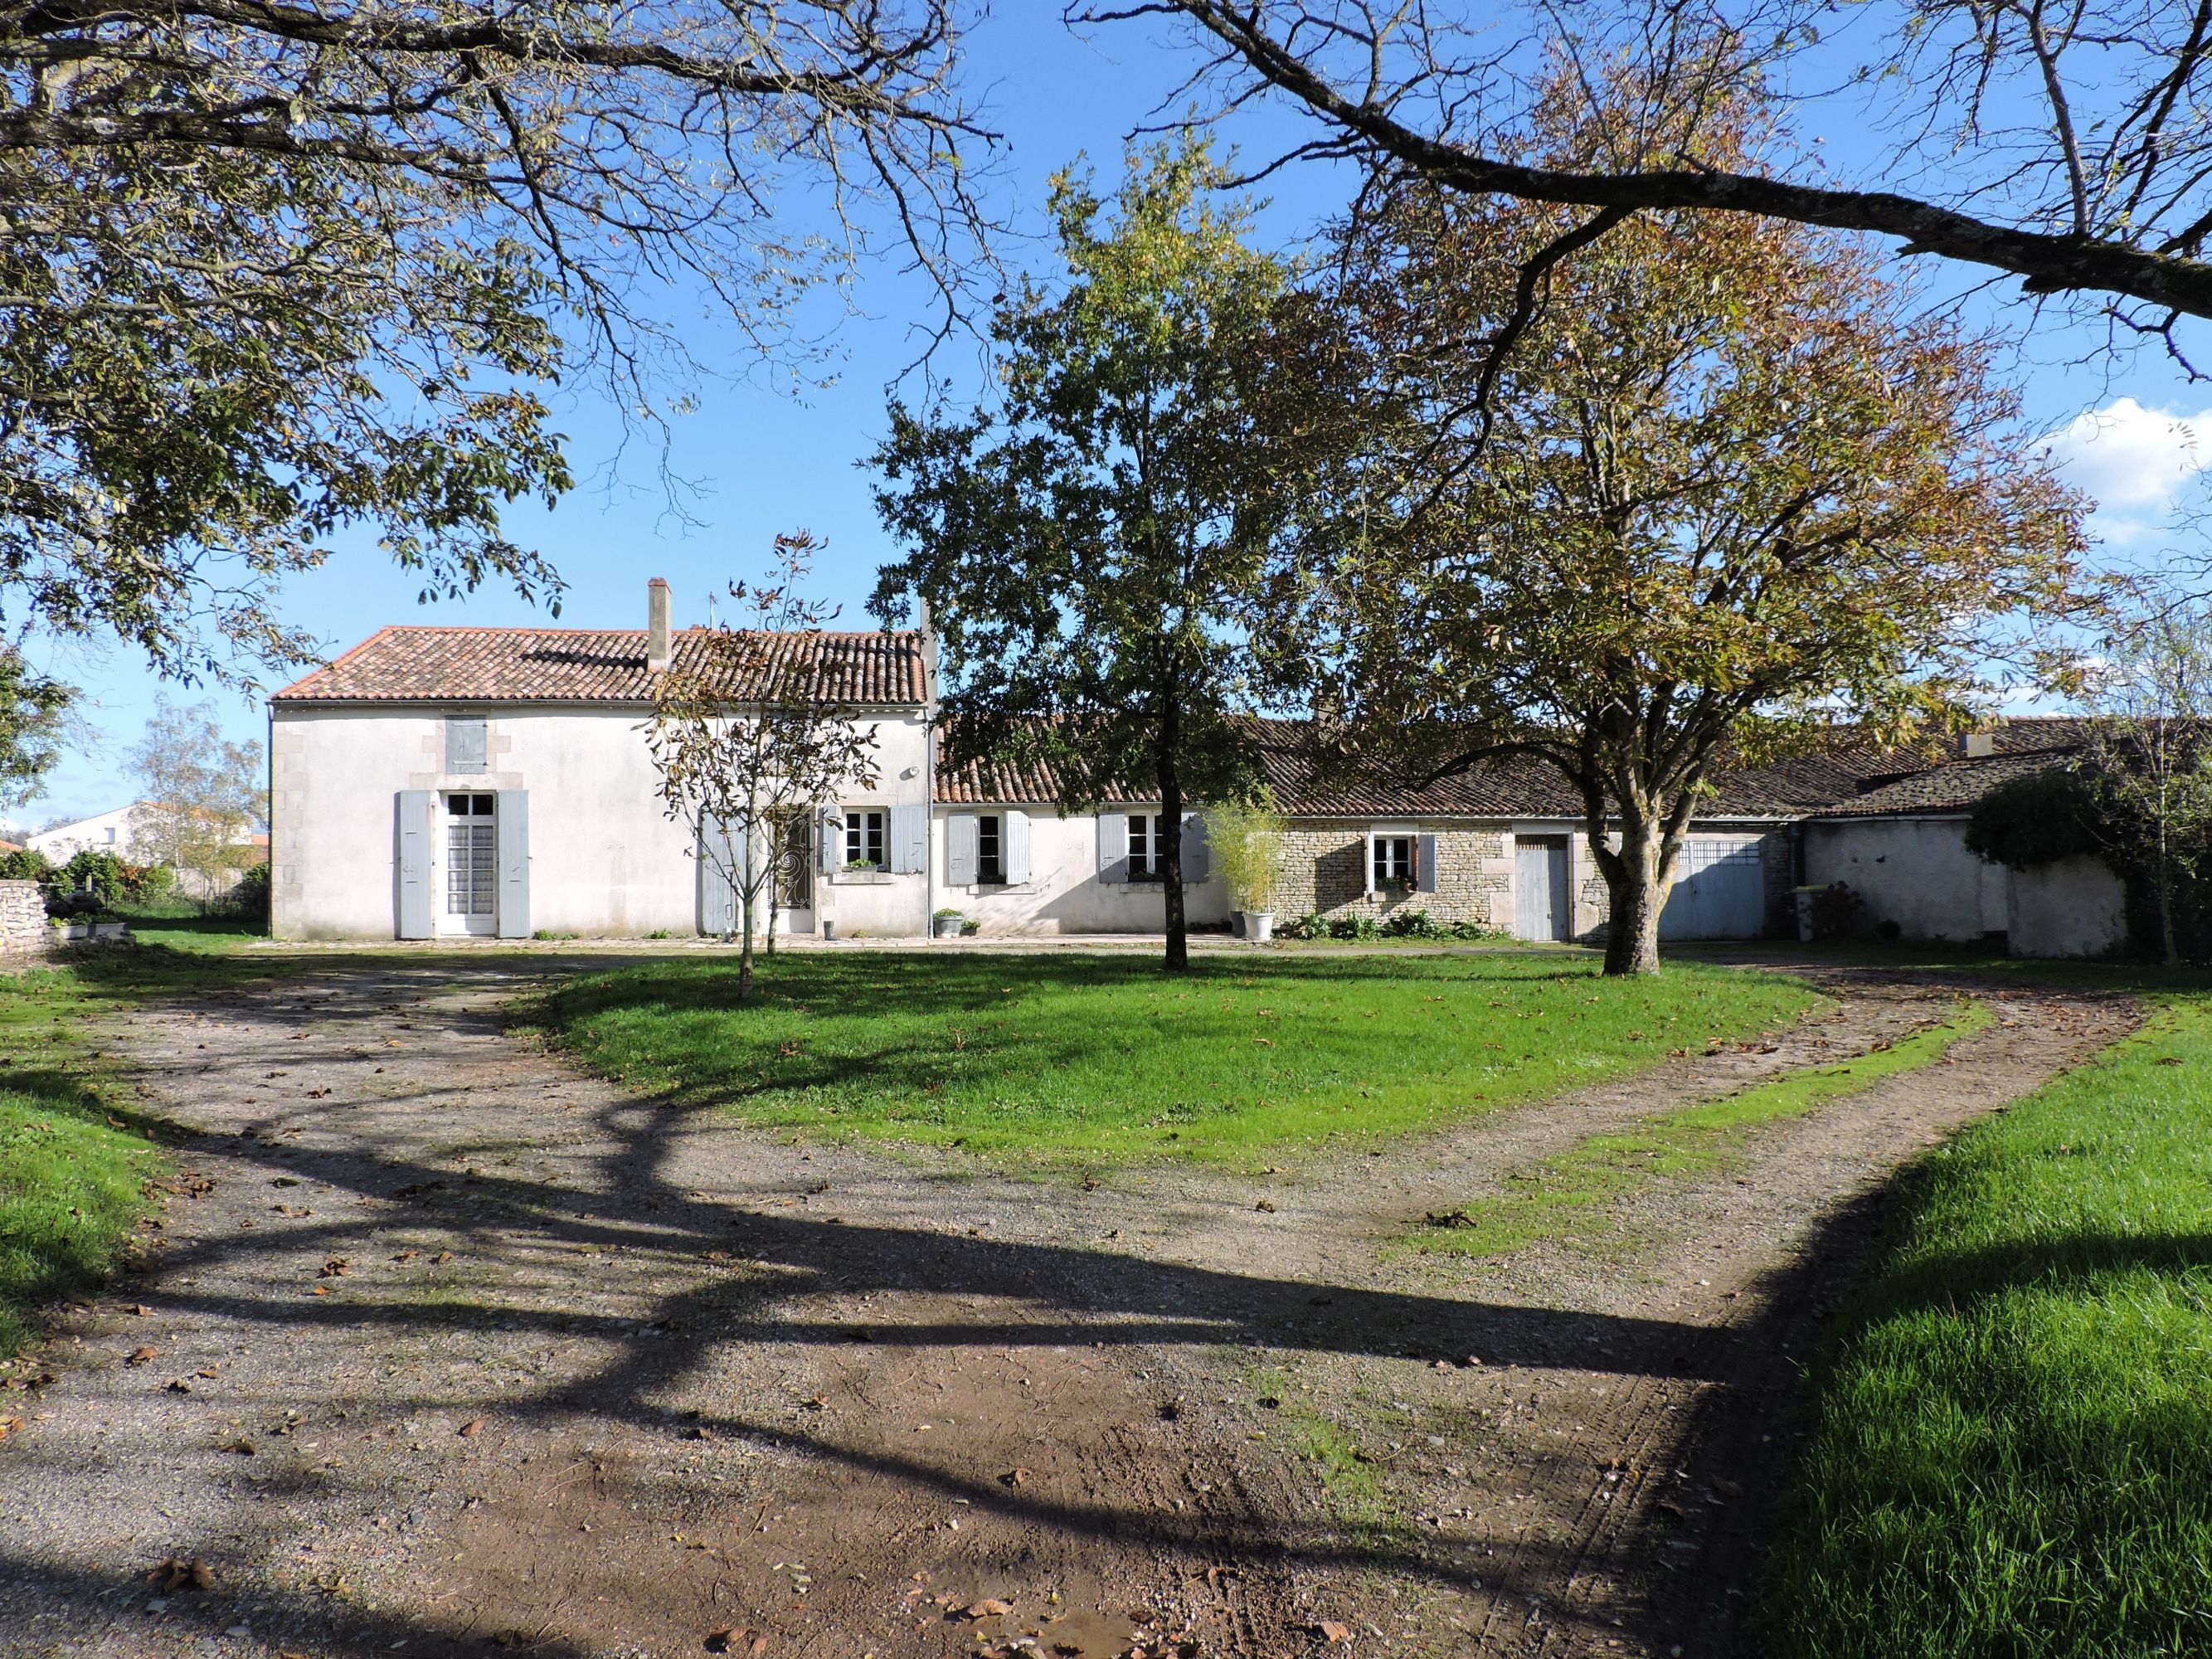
[1658,840,1768,940]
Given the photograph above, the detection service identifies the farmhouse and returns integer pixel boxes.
[268,586,2124,954]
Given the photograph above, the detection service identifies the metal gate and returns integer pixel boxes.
[1658,839,1767,940]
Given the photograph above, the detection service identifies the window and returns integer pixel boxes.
[843,809,887,869]
[976,814,1004,884]
[1127,813,1169,880]
[445,794,497,916]
[1373,834,1416,891]
[446,716,488,774]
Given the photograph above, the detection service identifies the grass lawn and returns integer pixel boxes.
[1415,999,1991,1257]
[1762,984,2212,1658]
[0,964,172,1357]
[544,951,1824,1163]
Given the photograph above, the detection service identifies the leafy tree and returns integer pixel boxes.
[0,846,49,883]
[1203,793,1286,917]
[871,137,1292,971]
[0,1,991,684]
[2045,582,2212,965]
[127,698,266,902]
[1966,771,2107,875]
[0,650,73,808]
[1139,2,2212,346]
[646,535,880,1002]
[1278,80,2085,975]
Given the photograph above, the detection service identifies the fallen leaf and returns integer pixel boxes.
[129,1303,154,1317]
[393,1248,421,1262]
[147,1556,215,1592]
[1252,1036,1273,1047]
[219,1438,255,1456]
[965,1599,1014,1618]
[0,1414,21,1441]
[309,1285,333,1296]
[318,1258,350,1277]
[800,1395,830,1413]
[705,1628,767,1655]
[124,1345,159,1365]
[433,1250,455,1264]
[1312,1620,1354,1643]
[195,1366,219,1379]
[1254,1199,1276,1214]
[997,1467,1030,1487]
[458,1418,484,1438]
[163,1378,192,1394]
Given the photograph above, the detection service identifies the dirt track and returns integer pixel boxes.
[0,956,2135,1659]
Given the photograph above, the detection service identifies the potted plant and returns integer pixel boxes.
[1204,795,1286,945]
[932,907,966,939]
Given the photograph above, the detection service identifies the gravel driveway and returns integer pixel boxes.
[0,953,2135,1659]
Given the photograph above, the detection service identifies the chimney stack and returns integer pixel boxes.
[647,577,671,672]
[1960,730,1995,759]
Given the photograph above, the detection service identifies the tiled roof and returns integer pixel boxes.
[273,626,931,706]
[936,719,1916,820]
[1815,752,2076,817]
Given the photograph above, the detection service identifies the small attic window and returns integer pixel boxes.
[446,717,488,774]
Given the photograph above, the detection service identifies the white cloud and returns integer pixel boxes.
[2046,397,2212,542]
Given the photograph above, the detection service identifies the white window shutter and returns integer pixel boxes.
[395,791,432,939]
[1004,810,1032,884]
[1096,810,1128,883]
[1418,834,1439,894]
[891,803,928,874]
[698,815,739,936]
[445,717,488,774]
[819,808,841,876]
[1180,812,1211,883]
[494,790,530,938]
[946,812,978,886]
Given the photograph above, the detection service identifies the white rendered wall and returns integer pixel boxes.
[2008,854,2128,959]
[272,704,931,940]
[1803,817,2004,942]
[930,806,1229,935]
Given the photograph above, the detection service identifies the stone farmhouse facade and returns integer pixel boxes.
[267,592,2125,956]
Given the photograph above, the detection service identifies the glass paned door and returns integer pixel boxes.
[443,793,497,932]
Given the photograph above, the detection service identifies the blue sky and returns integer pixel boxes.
[15,7,2210,826]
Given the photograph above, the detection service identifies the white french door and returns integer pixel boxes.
[440,793,498,935]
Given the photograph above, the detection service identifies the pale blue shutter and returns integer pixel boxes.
[445,717,487,774]
[891,803,928,874]
[494,790,530,937]
[1004,810,1032,884]
[819,808,841,875]
[698,815,738,936]
[1096,810,1128,883]
[1180,813,1211,883]
[946,813,978,886]
[1417,834,1439,894]
[395,791,432,940]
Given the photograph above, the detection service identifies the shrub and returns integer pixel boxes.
[226,862,271,924]
[123,862,175,902]
[1276,912,1325,940]
[1381,907,1446,939]
[47,849,129,908]
[1326,914,1380,941]
[1805,882,1864,941]
[0,847,50,883]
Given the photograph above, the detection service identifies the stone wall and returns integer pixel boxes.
[0,878,51,963]
[1271,821,1515,927]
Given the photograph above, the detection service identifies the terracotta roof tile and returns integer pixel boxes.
[273,626,929,706]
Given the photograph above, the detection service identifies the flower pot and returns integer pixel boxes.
[62,922,90,942]
[1241,910,1275,944]
[932,914,964,939]
[93,922,129,942]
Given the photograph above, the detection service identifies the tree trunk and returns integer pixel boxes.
[737,890,757,1002]
[1601,820,1669,977]
[1159,705,1189,974]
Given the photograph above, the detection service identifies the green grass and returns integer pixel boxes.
[1762,986,2212,1658]
[1414,1000,1991,1258]
[110,907,268,954]
[543,951,1824,1163]
[0,966,168,1355]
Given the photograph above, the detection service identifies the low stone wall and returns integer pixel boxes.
[0,878,51,963]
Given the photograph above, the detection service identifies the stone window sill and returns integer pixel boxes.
[832,870,896,886]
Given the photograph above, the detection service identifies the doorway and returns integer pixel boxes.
[1514,835,1572,941]
[440,792,498,937]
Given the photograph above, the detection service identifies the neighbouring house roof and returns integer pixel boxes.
[273,625,931,707]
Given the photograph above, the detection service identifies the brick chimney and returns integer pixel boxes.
[647,577,671,672]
